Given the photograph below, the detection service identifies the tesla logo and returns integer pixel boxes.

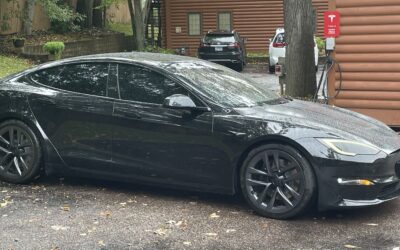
[328,15,336,23]
[324,11,340,38]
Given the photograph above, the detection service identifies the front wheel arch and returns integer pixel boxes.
[234,136,318,195]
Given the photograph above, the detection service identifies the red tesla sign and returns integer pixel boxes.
[324,11,340,38]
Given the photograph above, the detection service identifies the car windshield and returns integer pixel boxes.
[162,61,280,108]
[203,34,235,44]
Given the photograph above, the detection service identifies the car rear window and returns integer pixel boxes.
[203,34,235,44]
[274,33,285,43]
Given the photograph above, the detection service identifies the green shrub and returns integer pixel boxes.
[143,46,174,54]
[43,41,65,60]
[315,37,325,54]
[38,0,85,33]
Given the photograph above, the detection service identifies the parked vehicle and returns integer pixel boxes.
[268,28,319,73]
[1,52,400,219]
[198,30,246,71]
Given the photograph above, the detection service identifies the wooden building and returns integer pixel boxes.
[327,0,400,127]
[162,0,328,54]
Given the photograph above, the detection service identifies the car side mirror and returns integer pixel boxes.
[163,94,210,112]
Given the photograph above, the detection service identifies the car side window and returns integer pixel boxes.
[30,63,110,97]
[117,64,189,104]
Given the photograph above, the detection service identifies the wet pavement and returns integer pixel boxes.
[0,177,399,250]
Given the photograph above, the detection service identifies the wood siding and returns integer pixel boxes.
[164,0,328,54]
[0,0,50,35]
[328,0,400,126]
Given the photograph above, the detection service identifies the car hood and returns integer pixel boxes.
[234,100,400,154]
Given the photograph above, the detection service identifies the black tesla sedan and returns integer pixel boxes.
[0,52,399,219]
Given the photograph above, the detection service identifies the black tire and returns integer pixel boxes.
[234,61,244,72]
[0,120,42,184]
[269,62,275,74]
[240,143,316,219]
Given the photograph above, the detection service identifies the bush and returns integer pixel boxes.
[143,46,175,54]
[315,37,325,54]
[38,0,85,34]
[43,41,65,60]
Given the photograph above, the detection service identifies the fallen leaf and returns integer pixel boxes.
[205,233,218,237]
[0,199,13,208]
[393,247,399,250]
[100,211,112,217]
[154,228,167,236]
[226,229,236,233]
[80,233,87,236]
[61,205,70,212]
[51,225,70,231]
[344,244,361,249]
[183,241,192,246]
[364,223,378,226]
[98,240,106,247]
[210,213,220,218]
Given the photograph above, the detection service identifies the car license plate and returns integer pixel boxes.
[215,47,223,52]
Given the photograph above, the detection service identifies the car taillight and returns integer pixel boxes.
[272,42,286,48]
[228,42,240,49]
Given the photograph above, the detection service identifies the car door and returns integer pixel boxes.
[110,63,232,191]
[27,62,114,172]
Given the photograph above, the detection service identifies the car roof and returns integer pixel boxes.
[206,30,235,35]
[275,28,284,34]
[28,52,204,72]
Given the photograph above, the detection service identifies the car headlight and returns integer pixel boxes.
[317,139,381,156]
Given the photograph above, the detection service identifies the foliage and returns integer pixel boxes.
[247,51,269,57]
[315,37,325,54]
[143,46,174,54]
[43,41,65,60]
[38,0,85,34]
[0,55,32,78]
[106,22,133,36]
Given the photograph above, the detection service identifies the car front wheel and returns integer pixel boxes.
[240,144,316,219]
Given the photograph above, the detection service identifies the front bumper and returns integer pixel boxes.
[313,151,400,210]
[198,52,243,64]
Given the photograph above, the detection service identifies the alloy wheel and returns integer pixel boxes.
[0,125,35,177]
[244,149,306,214]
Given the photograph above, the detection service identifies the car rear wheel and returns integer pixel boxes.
[0,120,42,184]
[268,61,275,74]
[240,144,316,219]
[234,61,244,72]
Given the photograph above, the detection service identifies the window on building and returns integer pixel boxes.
[188,13,201,36]
[218,12,232,31]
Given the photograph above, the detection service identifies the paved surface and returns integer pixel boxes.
[1,177,400,250]
[0,67,398,250]
[243,65,325,96]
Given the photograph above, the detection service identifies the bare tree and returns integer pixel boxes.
[284,0,316,97]
[128,0,151,51]
[22,0,35,35]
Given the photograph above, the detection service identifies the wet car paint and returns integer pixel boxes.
[0,52,400,210]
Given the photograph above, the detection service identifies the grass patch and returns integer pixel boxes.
[0,55,33,78]
[247,51,268,58]
[106,22,133,36]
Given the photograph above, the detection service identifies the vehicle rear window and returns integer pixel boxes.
[274,33,285,43]
[203,34,235,44]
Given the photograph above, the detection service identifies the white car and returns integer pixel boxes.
[268,28,319,73]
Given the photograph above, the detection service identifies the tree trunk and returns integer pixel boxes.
[93,0,104,28]
[77,0,94,28]
[284,0,317,98]
[127,0,137,50]
[133,0,145,51]
[23,0,35,36]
